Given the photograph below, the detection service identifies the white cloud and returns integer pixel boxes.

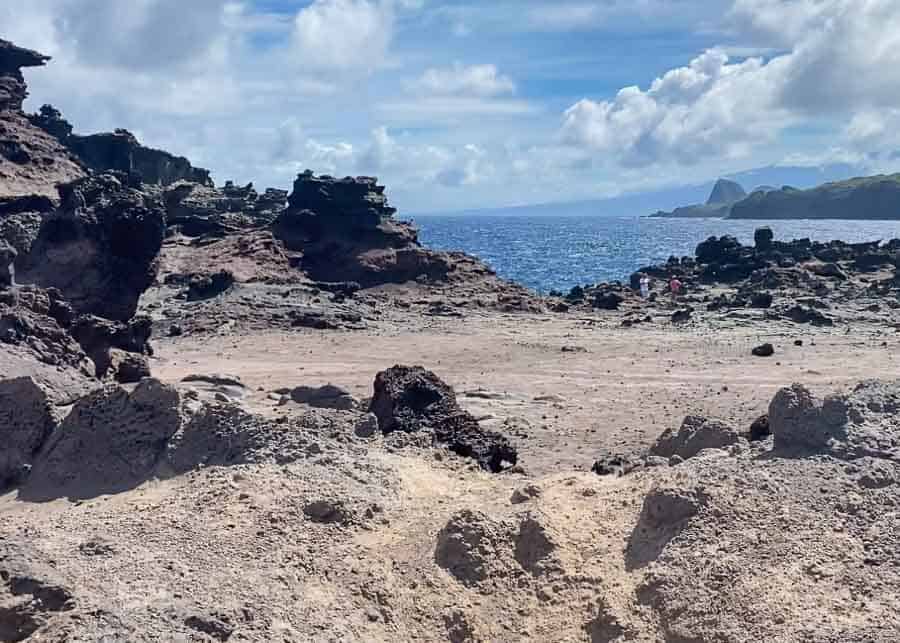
[411,62,515,97]
[292,0,394,71]
[563,0,900,167]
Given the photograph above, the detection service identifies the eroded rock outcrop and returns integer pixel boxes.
[769,380,900,459]
[369,365,517,472]
[15,173,166,320]
[0,40,85,198]
[274,172,471,287]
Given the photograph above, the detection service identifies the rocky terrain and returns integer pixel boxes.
[3,36,900,642]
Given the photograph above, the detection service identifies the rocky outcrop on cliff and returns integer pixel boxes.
[274,171,492,287]
[729,173,900,219]
[13,172,166,321]
[28,105,212,187]
[650,178,747,218]
[0,40,85,198]
[163,180,287,237]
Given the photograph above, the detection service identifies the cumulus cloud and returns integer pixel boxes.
[292,0,394,70]
[411,62,515,96]
[562,0,900,167]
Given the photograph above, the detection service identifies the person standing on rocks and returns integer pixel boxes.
[640,275,650,299]
[669,276,683,297]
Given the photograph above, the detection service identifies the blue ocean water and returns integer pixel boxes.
[416,215,900,293]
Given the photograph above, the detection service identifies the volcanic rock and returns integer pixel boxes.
[754,226,774,251]
[769,380,900,458]
[0,239,14,287]
[0,40,85,198]
[0,376,56,487]
[23,379,181,500]
[291,384,358,411]
[369,365,517,472]
[784,304,833,326]
[69,314,153,378]
[752,343,775,357]
[650,415,743,460]
[15,173,166,320]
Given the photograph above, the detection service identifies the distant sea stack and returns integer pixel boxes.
[729,174,900,219]
[650,178,747,218]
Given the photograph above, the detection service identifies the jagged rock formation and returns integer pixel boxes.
[27,105,213,188]
[12,172,166,320]
[0,39,48,112]
[164,180,287,237]
[0,40,85,198]
[729,173,900,219]
[273,171,500,287]
[66,129,212,187]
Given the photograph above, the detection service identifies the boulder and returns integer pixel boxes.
[650,415,743,460]
[23,379,181,500]
[752,343,775,357]
[784,305,833,326]
[369,365,517,472]
[592,291,624,310]
[0,376,57,487]
[186,270,235,301]
[70,314,153,378]
[290,384,358,410]
[754,227,774,252]
[769,380,900,458]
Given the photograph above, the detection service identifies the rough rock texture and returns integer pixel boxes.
[0,40,48,112]
[274,172,473,287]
[0,286,96,402]
[164,181,287,237]
[650,415,744,460]
[16,173,166,320]
[0,41,85,198]
[65,129,211,186]
[369,365,517,472]
[0,376,55,487]
[23,379,182,501]
[69,314,153,378]
[770,380,900,458]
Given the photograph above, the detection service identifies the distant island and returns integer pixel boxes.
[650,174,900,220]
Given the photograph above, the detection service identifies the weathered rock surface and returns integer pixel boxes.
[0,41,85,198]
[0,376,55,487]
[650,415,743,460]
[370,365,517,472]
[15,173,166,320]
[770,380,900,458]
[23,379,181,500]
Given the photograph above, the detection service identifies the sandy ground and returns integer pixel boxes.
[153,310,900,476]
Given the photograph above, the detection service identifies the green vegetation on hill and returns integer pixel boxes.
[729,173,900,219]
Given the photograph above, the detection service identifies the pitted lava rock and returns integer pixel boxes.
[369,365,517,472]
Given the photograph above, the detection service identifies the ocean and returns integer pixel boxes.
[416,215,900,293]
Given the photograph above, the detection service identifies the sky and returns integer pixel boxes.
[4,0,900,213]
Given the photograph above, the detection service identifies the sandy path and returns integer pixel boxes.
[153,312,900,475]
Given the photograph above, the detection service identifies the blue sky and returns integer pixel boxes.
[4,0,900,213]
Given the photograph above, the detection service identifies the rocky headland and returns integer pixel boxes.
[652,172,900,220]
[3,37,900,642]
